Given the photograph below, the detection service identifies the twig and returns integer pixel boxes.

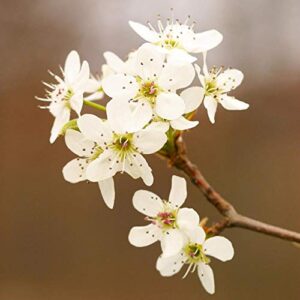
[168,135,300,243]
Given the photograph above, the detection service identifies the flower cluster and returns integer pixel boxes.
[129,176,234,294]
[38,13,247,294]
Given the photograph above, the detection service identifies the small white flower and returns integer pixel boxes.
[77,100,167,189]
[102,43,203,131]
[38,50,90,143]
[195,57,249,124]
[129,14,223,64]
[62,129,115,209]
[129,176,200,257]
[156,226,234,294]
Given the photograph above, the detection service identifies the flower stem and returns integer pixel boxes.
[83,100,106,111]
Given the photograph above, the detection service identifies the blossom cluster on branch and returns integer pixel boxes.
[38,13,250,294]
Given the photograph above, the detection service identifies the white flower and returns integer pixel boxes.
[62,129,115,209]
[128,176,200,257]
[38,50,90,143]
[102,43,203,131]
[156,226,234,294]
[77,100,167,190]
[195,57,249,124]
[129,15,223,64]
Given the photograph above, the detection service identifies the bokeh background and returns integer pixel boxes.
[1,0,300,299]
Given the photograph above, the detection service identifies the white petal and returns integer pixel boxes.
[50,107,70,143]
[84,91,104,101]
[73,61,90,90]
[86,150,120,182]
[158,62,195,90]
[167,49,197,64]
[203,236,234,262]
[69,93,83,116]
[132,190,163,217]
[170,117,199,130]
[133,129,167,154]
[146,121,169,132]
[219,95,249,110]
[62,157,88,183]
[128,100,153,131]
[103,51,125,73]
[188,30,223,53]
[168,175,187,208]
[198,263,215,294]
[180,87,204,113]
[65,129,96,157]
[77,114,112,146]
[161,229,184,257]
[204,96,218,124]
[84,78,100,93]
[217,69,243,92]
[64,50,80,84]
[177,208,200,230]
[156,92,185,120]
[107,99,152,133]
[185,227,206,245]
[102,74,138,98]
[136,43,165,80]
[156,252,185,277]
[98,177,115,209]
[127,153,153,186]
[129,21,160,43]
[128,224,161,247]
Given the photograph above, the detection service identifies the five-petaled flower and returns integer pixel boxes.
[129,176,200,257]
[195,56,249,124]
[156,226,234,294]
[62,100,167,208]
[102,43,204,131]
[129,14,223,64]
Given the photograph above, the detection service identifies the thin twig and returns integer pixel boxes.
[168,135,300,243]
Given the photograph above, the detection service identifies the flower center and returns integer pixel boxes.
[51,85,74,108]
[162,38,179,49]
[184,243,210,264]
[205,79,219,97]
[156,211,177,228]
[140,81,160,101]
[111,133,135,160]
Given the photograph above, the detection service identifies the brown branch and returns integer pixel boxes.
[168,135,300,244]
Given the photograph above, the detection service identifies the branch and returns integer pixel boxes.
[169,135,300,243]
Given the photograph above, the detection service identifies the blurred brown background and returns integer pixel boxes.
[1,0,300,299]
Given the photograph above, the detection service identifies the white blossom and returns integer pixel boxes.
[195,56,249,124]
[77,100,167,190]
[38,50,91,143]
[156,226,234,294]
[129,176,200,257]
[102,43,204,131]
[129,14,223,64]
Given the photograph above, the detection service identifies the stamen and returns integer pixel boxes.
[147,21,157,32]
[157,14,164,33]
[182,263,194,279]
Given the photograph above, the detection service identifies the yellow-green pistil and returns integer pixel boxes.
[111,133,135,160]
[184,243,210,264]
